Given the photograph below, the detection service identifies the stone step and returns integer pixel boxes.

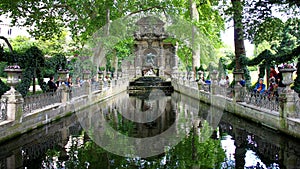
[129,81,172,86]
[127,86,174,90]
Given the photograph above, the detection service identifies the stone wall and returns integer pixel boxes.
[0,78,129,143]
[171,78,300,139]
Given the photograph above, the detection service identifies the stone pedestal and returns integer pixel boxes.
[279,93,297,118]
[59,83,69,103]
[210,70,218,94]
[233,70,244,102]
[82,81,91,96]
[1,89,23,121]
[2,66,23,121]
[279,68,297,118]
[159,67,164,77]
[99,80,104,91]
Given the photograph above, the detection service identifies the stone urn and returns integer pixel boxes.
[57,69,69,82]
[280,68,296,93]
[4,65,22,90]
[98,70,104,80]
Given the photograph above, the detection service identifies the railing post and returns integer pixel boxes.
[82,81,91,96]
[1,90,23,121]
[99,79,104,91]
[233,70,245,102]
[210,70,218,95]
[59,84,69,103]
[279,68,297,118]
[2,65,23,121]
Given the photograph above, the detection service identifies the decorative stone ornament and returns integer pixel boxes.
[98,70,104,80]
[57,69,69,82]
[4,65,22,90]
[280,68,296,93]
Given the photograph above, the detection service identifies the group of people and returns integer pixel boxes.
[219,76,230,88]
[47,76,73,92]
[253,66,285,98]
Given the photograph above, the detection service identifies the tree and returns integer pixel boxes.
[0,0,225,70]
[231,0,246,72]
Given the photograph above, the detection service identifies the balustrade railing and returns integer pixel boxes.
[244,90,279,111]
[202,84,210,92]
[70,86,87,99]
[215,86,234,98]
[0,98,8,121]
[91,83,100,92]
[23,91,61,115]
[174,76,281,111]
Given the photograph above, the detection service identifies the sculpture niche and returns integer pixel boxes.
[121,16,178,78]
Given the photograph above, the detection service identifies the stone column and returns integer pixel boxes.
[173,42,179,73]
[2,66,23,121]
[59,84,69,103]
[233,70,245,102]
[99,79,104,91]
[159,42,165,77]
[1,89,23,121]
[197,71,204,91]
[82,81,91,96]
[210,70,218,95]
[279,68,297,118]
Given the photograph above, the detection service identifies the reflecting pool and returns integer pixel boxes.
[0,91,299,168]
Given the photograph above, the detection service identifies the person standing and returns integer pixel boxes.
[276,66,286,95]
[270,66,278,79]
[47,76,57,92]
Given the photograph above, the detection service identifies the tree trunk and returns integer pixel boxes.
[231,0,246,71]
[0,36,13,54]
[93,8,110,77]
[189,0,200,77]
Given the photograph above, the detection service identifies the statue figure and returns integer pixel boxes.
[145,53,155,66]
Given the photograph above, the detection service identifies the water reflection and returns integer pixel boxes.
[75,90,221,158]
[0,91,299,168]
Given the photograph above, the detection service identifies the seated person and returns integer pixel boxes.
[266,77,278,98]
[239,78,246,87]
[253,78,266,94]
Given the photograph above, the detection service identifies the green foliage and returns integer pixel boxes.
[0,79,9,96]
[9,36,34,53]
[217,57,227,80]
[44,53,67,77]
[16,68,34,96]
[0,62,7,77]
[67,57,97,80]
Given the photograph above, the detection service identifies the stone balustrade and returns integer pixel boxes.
[0,77,129,142]
[171,70,300,139]
[23,91,61,116]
